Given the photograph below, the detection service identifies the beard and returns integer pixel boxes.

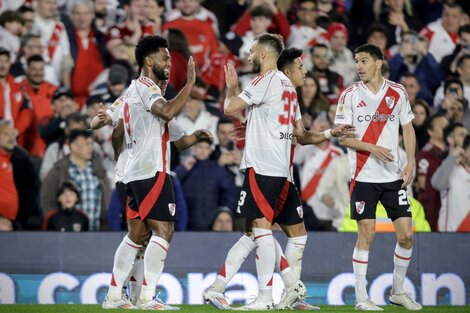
[95,11,107,19]
[153,64,169,80]
[252,58,261,74]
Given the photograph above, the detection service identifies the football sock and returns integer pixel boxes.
[108,235,141,300]
[210,234,256,293]
[285,235,307,281]
[129,252,145,304]
[273,237,297,288]
[139,236,169,303]
[253,228,275,302]
[353,247,369,303]
[392,244,412,294]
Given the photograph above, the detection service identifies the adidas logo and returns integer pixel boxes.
[357,100,367,108]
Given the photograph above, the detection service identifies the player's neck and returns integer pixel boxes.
[363,75,384,94]
[260,60,277,76]
[318,141,329,150]
[140,69,158,84]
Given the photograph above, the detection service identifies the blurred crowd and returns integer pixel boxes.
[0,0,469,233]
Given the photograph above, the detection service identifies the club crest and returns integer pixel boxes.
[355,201,365,214]
[385,96,395,108]
[168,203,176,216]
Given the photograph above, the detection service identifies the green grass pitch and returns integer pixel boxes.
[0,305,468,313]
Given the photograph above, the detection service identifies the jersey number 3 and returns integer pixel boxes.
[279,91,297,126]
[123,102,132,138]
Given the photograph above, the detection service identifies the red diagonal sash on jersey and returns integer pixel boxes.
[48,22,64,60]
[139,123,170,220]
[349,87,400,195]
[301,150,338,201]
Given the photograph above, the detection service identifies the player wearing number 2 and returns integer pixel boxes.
[334,44,421,311]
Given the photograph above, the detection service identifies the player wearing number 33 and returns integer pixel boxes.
[334,44,422,311]
[207,33,354,310]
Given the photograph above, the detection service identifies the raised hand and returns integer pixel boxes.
[97,103,112,125]
[187,56,196,85]
[331,124,355,138]
[224,63,239,90]
[230,126,246,141]
[370,145,394,162]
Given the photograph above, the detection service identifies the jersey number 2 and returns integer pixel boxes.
[278,91,297,126]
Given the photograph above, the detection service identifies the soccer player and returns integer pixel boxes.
[204,47,332,311]
[334,43,421,311]
[98,35,203,310]
[208,35,353,310]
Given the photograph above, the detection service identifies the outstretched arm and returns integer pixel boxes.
[151,57,196,121]
[173,129,213,151]
[295,119,356,145]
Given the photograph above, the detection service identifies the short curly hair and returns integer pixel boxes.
[135,35,169,70]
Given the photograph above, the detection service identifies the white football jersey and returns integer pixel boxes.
[438,164,470,232]
[238,70,301,177]
[334,79,414,183]
[122,77,185,183]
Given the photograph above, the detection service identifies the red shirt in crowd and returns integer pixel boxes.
[163,19,218,69]
[0,149,18,221]
[0,76,33,148]
[106,21,154,43]
[416,142,445,231]
[20,79,57,157]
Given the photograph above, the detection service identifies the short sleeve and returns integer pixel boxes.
[399,91,414,125]
[107,95,125,124]
[294,103,301,122]
[136,78,164,111]
[168,119,185,142]
[238,75,269,106]
[118,105,124,119]
[334,89,353,125]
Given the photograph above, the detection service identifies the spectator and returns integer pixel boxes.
[294,116,344,230]
[416,114,448,231]
[0,120,19,227]
[18,5,35,35]
[327,22,357,87]
[166,28,191,93]
[366,23,393,59]
[176,96,218,161]
[287,0,327,69]
[19,55,58,158]
[166,0,219,37]
[93,0,115,33]
[10,34,57,84]
[147,0,165,34]
[312,153,350,230]
[316,0,350,26]
[411,100,431,151]
[376,0,422,47]
[90,63,128,106]
[310,43,344,104]
[41,129,111,231]
[0,10,23,61]
[434,77,469,111]
[390,31,443,98]
[441,24,470,77]
[42,181,89,231]
[432,134,470,232]
[211,207,234,232]
[238,5,273,60]
[0,48,33,150]
[38,86,79,146]
[175,138,237,231]
[40,112,87,181]
[66,0,109,108]
[297,71,329,126]
[420,3,464,63]
[399,72,433,109]
[233,0,290,44]
[443,97,467,125]
[210,118,243,190]
[105,0,154,59]
[162,0,218,69]
[0,119,40,230]
[33,0,74,87]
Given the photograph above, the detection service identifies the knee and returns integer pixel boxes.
[128,229,150,245]
[397,231,413,249]
[357,228,375,249]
